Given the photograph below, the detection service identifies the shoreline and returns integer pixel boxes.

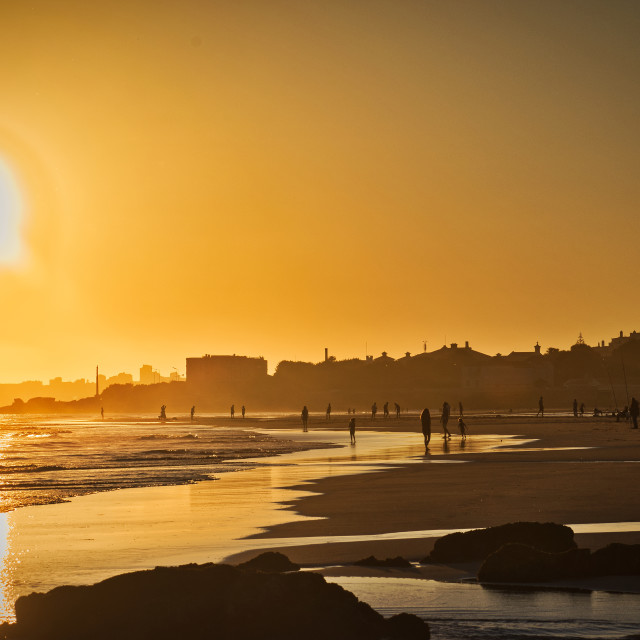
[227,415,640,595]
[1,414,639,622]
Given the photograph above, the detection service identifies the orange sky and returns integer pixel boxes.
[1,0,639,381]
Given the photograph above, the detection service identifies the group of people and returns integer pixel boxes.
[230,404,246,419]
[302,402,468,451]
[420,402,467,452]
[369,401,402,419]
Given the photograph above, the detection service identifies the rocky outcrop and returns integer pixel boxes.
[477,543,590,582]
[7,560,429,640]
[237,551,300,573]
[589,543,640,576]
[478,541,640,584]
[423,522,576,563]
[353,556,413,568]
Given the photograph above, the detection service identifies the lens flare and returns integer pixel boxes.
[0,158,23,265]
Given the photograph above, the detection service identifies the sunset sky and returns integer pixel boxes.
[1,0,639,382]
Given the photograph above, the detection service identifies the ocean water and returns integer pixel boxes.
[329,577,640,639]
[0,414,336,512]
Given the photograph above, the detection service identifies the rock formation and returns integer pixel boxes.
[4,558,429,640]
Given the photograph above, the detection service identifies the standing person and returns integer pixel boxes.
[440,401,451,439]
[326,403,331,421]
[242,405,246,419]
[420,408,431,452]
[371,402,377,420]
[459,401,464,417]
[537,396,544,418]
[160,405,167,421]
[349,417,356,444]
[190,405,195,421]
[394,402,401,418]
[301,405,309,432]
[573,398,578,418]
[579,402,585,417]
[630,397,639,429]
[383,402,389,419]
[458,417,467,439]
[100,406,104,420]
[230,404,235,419]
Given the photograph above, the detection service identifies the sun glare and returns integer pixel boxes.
[0,158,23,266]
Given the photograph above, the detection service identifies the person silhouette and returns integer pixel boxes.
[459,401,464,417]
[242,405,246,418]
[230,404,235,419]
[458,417,467,439]
[383,402,389,419]
[394,402,400,418]
[420,408,431,452]
[573,398,578,418]
[301,405,309,432]
[537,396,544,418]
[371,402,377,420]
[440,401,451,439]
[349,417,356,444]
[579,402,585,417]
[100,406,104,420]
[160,405,167,420]
[326,403,331,421]
[190,405,195,421]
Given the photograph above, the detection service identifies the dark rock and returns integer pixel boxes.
[8,559,429,640]
[590,543,640,576]
[385,612,431,639]
[423,522,576,563]
[353,555,412,568]
[477,543,591,583]
[237,551,300,572]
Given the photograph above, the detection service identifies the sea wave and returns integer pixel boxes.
[0,417,335,512]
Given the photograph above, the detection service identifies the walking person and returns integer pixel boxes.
[349,417,356,444]
[458,417,467,439]
[371,402,377,420]
[420,408,431,452]
[230,404,235,419]
[537,396,544,418]
[440,401,451,439]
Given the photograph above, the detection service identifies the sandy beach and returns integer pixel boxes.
[221,414,640,581]
[1,411,639,633]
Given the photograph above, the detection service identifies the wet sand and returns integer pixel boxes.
[1,413,639,622]
[222,414,640,591]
